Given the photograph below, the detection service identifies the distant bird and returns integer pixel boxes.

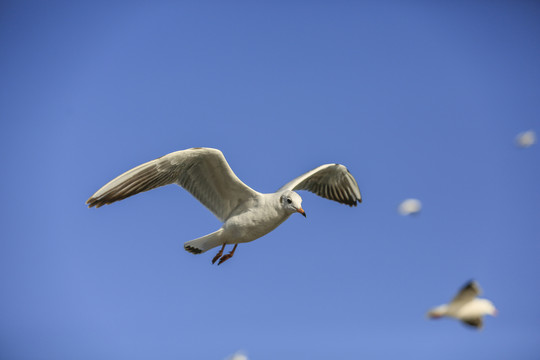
[398,198,422,216]
[427,280,497,329]
[87,147,362,264]
[225,351,248,360]
[515,130,536,148]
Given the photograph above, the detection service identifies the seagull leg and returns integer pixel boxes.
[212,243,226,264]
[217,244,238,265]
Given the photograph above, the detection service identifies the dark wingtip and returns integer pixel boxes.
[184,245,202,254]
[461,318,483,329]
[86,197,103,208]
[347,198,361,207]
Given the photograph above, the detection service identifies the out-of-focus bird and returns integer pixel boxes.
[515,130,536,148]
[427,280,497,329]
[398,198,422,216]
[87,147,362,264]
[225,351,248,360]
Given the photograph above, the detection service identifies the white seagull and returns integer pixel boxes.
[397,198,422,216]
[87,147,362,264]
[515,129,536,148]
[427,280,497,329]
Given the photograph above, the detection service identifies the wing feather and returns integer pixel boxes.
[86,148,259,221]
[278,164,362,206]
[462,317,483,329]
[450,280,481,306]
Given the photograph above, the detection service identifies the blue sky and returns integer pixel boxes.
[1,1,539,359]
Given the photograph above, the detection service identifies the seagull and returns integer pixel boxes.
[515,129,536,148]
[225,351,248,360]
[427,280,497,329]
[397,198,422,216]
[86,147,362,264]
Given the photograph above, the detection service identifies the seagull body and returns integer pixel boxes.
[398,198,422,216]
[87,147,362,264]
[515,130,536,148]
[427,280,497,329]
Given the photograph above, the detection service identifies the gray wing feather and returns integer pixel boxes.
[278,164,362,206]
[86,148,259,221]
[461,317,483,329]
[451,280,481,306]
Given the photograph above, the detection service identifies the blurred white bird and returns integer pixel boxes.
[87,147,362,264]
[225,351,248,360]
[515,130,536,148]
[398,198,422,216]
[427,280,497,329]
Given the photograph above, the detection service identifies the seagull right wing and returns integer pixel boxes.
[278,164,362,206]
[450,280,481,306]
[86,147,259,222]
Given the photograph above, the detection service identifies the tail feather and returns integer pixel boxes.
[184,229,224,254]
[427,304,448,319]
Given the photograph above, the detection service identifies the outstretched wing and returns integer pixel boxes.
[278,164,362,206]
[86,147,260,221]
[461,317,483,329]
[451,280,481,306]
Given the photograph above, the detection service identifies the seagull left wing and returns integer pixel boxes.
[86,148,259,222]
[278,164,362,206]
[461,317,483,329]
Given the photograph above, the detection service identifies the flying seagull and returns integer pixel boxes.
[427,280,497,329]
[86,147,362,264]
[515,129,536,148]
[397,198,422,216]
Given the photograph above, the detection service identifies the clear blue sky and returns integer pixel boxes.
[1,1,539,359]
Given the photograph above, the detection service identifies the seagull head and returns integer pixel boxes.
[280,191,306,217]
[476,299,498,317]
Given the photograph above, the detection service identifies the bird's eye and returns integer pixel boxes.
[287,198,292,204]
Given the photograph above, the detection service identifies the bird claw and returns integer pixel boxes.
[212,244,226,264]
[212,251,223,264]
[215,244,237,265]
[217,254,232,265]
